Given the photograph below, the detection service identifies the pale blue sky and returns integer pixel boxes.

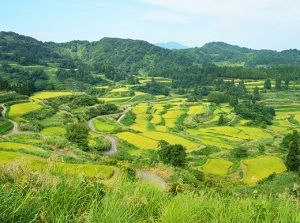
[1,0,300,50]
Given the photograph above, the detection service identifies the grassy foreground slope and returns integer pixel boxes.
[0,164,300,223]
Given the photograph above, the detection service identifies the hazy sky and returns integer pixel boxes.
[1,0,300,50]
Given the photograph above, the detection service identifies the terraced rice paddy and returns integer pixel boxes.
[31,91,71,100]
[110,87,129,92]
[93,119,116,133]
[202,159,233,176]
[242,156,286,185]
[40,127,66,136]
[9,102,42,121]
[150,114,162,124]
[0,151,46,170]
[187,105,206,115]
[187,126,272,143]
[116,132,158,149]
[99,97,131,102]
[162,109,183,128]
[141,131,199,150]
[0,142,46,153]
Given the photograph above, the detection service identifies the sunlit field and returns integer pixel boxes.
[116,132,158,149]
[8,102,42,121]
[0,142,46,153]
[142,131,199,150]
[187,105,206,115]
[40,127,66,136]
[202,159,233,176]
[31,91,71,100]
[93,119,116,133]
[243,156,286,185]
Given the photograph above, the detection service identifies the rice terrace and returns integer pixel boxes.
[1,30,300,222]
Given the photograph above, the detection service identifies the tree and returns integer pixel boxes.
[264,79,271,89]
[231,147,248,159]
[275,78,282,90]
[66,122,89,150]
[252,87,260,103]
[218,115,226,126]
[157,140,187,167]
[286,140,300,172]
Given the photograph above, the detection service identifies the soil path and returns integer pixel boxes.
[117,106,133,123]
[88,117,118,155]
[1,103,30,137]
[88,106,133,155]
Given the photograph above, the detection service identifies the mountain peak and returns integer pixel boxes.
[155,41,188,50]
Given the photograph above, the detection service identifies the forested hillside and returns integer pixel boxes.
[182,41,300,67]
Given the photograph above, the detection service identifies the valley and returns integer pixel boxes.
[1,32,300,222]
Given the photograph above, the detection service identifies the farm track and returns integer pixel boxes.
[117,106,133,122]
[88,106,133,155]
[1,103,34,137]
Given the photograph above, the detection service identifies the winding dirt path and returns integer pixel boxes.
[88,117,118,155]
[88,106,133,155]
[1,103,28,137]
[117,106,133,123]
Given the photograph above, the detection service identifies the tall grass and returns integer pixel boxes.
[1,164,300,222]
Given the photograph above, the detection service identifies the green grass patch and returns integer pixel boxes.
[0,117,13,134]
[93,119,116,133]
[55,163,114,179]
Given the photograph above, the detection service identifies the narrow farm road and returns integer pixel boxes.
[1,103,24,137]
[117,106,133,123]
[88,117,118,155]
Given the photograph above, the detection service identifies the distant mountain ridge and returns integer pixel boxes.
[155,41,188,50]
[1,31,300,73]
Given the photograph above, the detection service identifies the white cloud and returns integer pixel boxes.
[138,0,300,28]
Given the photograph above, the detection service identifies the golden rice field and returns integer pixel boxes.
[40,127,66,136]
[187,126,272,142]
[31,91,71,100]
[199,136,234,149]
[141,131,199,150]
[0,142,46,153]
[93,119,116,133]
[187,105,206,115]
[153,104,164,114]
[155,125,168,132]
[0,151,46,170]
[0,151,114,179]
[9,102,42,121]
[116,132,158,149]
[243,156,286,185]
[150,114,162,124]
[99,97,131,102]
[132,103,149,114]
[202,159,233,176]
[162,110,183,128]
[129,113,149,132]
[110,87,129,92]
